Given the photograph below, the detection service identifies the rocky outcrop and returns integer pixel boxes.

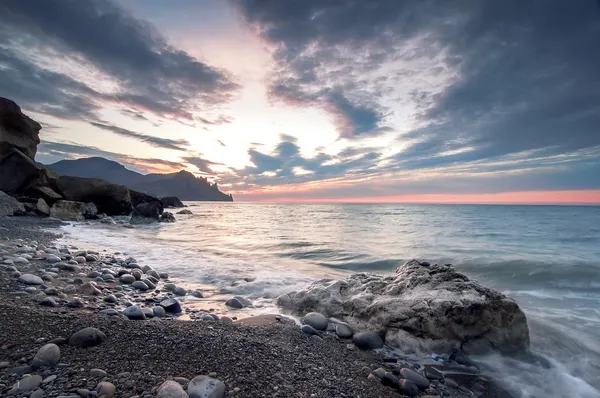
[49,200,86,221]
[130,201,164,224]
[160,197,184,208]
[277,260,530,356]
[0,190,25,216]
[56,176,132,216]
[0,97,41,160]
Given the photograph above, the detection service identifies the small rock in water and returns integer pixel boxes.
[164,283,177,291]
[225,297,243,309]
[68,327,106,348]
[174,287,187,296]
[335,323,353,338]
[424,366,444,380]
[132,270,143,280]
[96,381,116,398]
[397,379,419,396]
[352,331,384,350]
[157,380,189,398]
[303,312,328,331]
[187,375,225,398]
[160,298,182,314]
[191,289,204,298]
[400,368,430,389]
[32,343,61,368]
[123,305,147,320]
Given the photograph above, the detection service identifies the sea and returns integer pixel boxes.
[58,203,600,398]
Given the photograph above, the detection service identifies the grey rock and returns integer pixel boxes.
[32,343,61,368]
[174,287,187,296]
[177,209,193,214]
[381,372,399,389]
[84,202,98,219]
[159,211,176,223]
[157,380,189,398]
[119,274,135,284]
[40,297,58,307]
[50,200,86,221]
[18,273,44,285]
[132,270,143,280]
[68,327,106,348]
[90,368,107,378]
[335,323,353,338]
[191,289,204,298]
[225,297,243,309]
[303,312,328,331]
[187,375,225,398]
[142,307,155,318]
[277,259,530,355]
[0,190,26,216]
[99,309,120,316]
[96,381,116,398]
[352,331,384,350]
[202,315,215,321]
[424,366,444,380]
[132,280,149,291]
[104,294,117,303]
[123,305,146,320]
[141,278,156,289]
[400,368,430,389]
[68,298,84,308]
[45,254,62,263]
[42,374,58,383]
[301,325,319,335]
[10,374,42,393]
[153,306,167,317]
[31,388,46,398]
[164,283,177,291]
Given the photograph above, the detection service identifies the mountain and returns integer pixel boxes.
[47,157,233,201]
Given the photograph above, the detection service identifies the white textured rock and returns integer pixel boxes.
[277,260,530,355]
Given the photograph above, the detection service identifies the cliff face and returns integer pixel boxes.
[49,158,233,202]
[0,97,42,160]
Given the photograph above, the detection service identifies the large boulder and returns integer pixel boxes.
[0,97,41,160]
[0,190,25,216]
[130,190,162,207]
[56,176,132,215]
[130,201,164,224]
[50,200,86,221]
[277,260,530,355]
[161,197,184,208]
[0,148,46,195]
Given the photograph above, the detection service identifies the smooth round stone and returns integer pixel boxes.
[94,276,105,283]
[132,270,143,280]
[142,307,155,318]
[164,283,177,291]
[301,325,319,335]
[45,255,62,263]
[132,281,149,291]
[400,368,430,389]
[187,375,225,398]
[96,382,116,398]
[10,375,42,393]
[142,278,156,289]
[18,274,44,285]
[104,294,117,303]
[352,331,384,350]
[68,327,106,348]
[102,274,115,282]
[85,254,99,262]
[99,309,120,316]
[371,368,386,379]
[123,305,147,320]
[335,323,353,338]
[173,287,187,296]
[225,298,243,309]
[74,256,86,263]
[381,372,399,389]
[119,274,135,284]
[30,389,45,398]
[63,285,76,294]
[398,379,419,396]
[153,306,167,317]
[157,380,188,398]
[202,315,215,321]
[191,289,204,298]
[303,312,328,331]
[90,368,107,378]
[147,270,161,279]
[424,366,444,380]
[14,257,29,265]
[32,343,61,368]
[220,316,233,324]
[40,297,58,307]
[159,272,169,279]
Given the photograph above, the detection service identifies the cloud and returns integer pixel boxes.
[90,122,190,151]
[183,156,226,174]
[37,141,184,173]
[0,0,239,122]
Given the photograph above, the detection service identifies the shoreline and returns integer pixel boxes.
[1,216,513,397]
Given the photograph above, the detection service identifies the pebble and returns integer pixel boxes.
[225,298,243,309]
[352,331,384,350]
[160,298,182,314]
[381,372,399,389]
[301,325,319,335]
[303,312,328,331]
[400,368,430,389]
[90,369,108,378]
[174,287,187,296]
[132,281,149,291]
[42,375,58,383]
[164,283,176,291]
[32,343,61,368]
[18,274,44,285]
[68,298,85,308]
[123,305,147,320]
[9,374,42,393]
[153,306,167,317]
[14,256,29,265]
[424,366,444,380]
[335,323,353,338]
[157,380,188,398]
[96,381,116,398]
[68,327,106,348]
[40,297,58,307]
[104,295,117,303]
[30,388,46,398]
[191,289,204,298]
[398,379,419,396]
[45,255,62,263]
[187,375,225,398]
[119,274,135,284]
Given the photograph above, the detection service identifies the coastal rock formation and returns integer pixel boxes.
[50,200,86,221]
[277,260,530,355]
[0,97,41,160]
[0,148,53,195]
[161,196,185,208]
[56,176,132,215]
[0,190,25,216]
[131,201,164,224]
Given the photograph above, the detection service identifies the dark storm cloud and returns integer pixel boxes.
[183,156,226,174]
[233,0,600,187]
[90,122,190,151]
[0,0,238,122]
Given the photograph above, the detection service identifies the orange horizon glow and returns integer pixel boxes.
[242,190,600,204]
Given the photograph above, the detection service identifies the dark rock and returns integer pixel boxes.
[381,372,399,389]
[177,209,193,214]
[0,190,26,216]
[352,331,384,350]
[35,198,51,216]
[40,297,58,307]
[301,325,319,335]
[335,323,354,338]
[130,201,164,224]
[398,379,419,396]
[32,343,60,368]
[123,305,146,320]
[119,274,135,284]
[0,148,48,195]
[400,368,430,389]
[56,176,132,216]
[153,306,167,317]
[0,97,41,160]
[173,287,187,296]
[104,294,117,303]
[160,211,176,222]
[132,280,149,291]
[68,327,106,348]
[96,381,116,398]
[18,273,44,285]
[160,298,182,313]
[23,185,62,205]
[424,365,444,380]
[225,297,243,309]
[84,202,98,219]
[50,200,86,221]
[161,197,184,208]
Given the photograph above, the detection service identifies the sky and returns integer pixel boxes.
[1,0,599,203]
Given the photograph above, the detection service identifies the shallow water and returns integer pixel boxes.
[59,203,600,398]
